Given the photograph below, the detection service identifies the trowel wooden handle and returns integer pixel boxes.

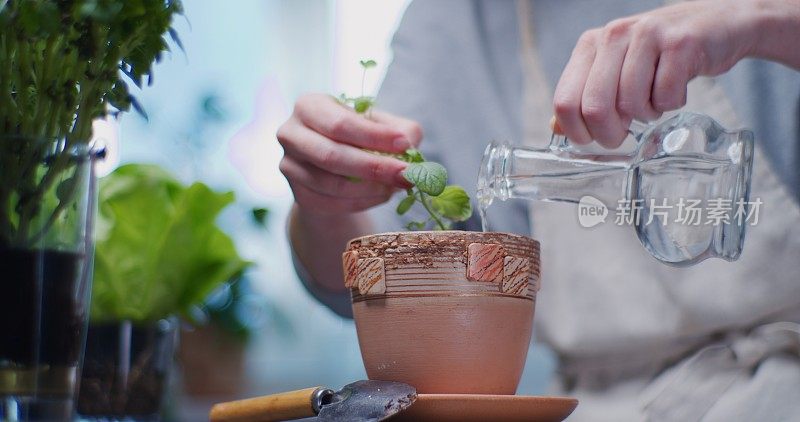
[209,387,323,422]
[549,116,564,135]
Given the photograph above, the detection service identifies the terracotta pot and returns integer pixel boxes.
[179,325,246,398]
[343,231,540,394]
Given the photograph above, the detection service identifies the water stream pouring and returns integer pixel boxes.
[477,112,755,266]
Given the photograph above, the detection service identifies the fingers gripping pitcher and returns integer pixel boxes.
[477,112,755,266]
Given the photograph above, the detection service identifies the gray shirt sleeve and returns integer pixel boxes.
[290,239,353,318]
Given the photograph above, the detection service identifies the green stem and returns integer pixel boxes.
[361,67,366,97]
[35,36,61,139]
[13,26,104,246]
[417,190,446,230]
[0,31,17,131]
[14,77,95,246]
[28,167,80,245]
[16,35,34,136]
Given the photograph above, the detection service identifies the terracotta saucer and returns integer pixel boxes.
[388,394,578,422]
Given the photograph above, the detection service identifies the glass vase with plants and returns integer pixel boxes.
[0,1,182,419]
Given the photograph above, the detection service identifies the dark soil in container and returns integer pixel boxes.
[0,247,86,368]
[77,322,175,417]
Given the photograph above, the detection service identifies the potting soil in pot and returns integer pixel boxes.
[77,322,175,419]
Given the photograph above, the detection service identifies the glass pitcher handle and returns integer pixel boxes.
[548,117,649,156]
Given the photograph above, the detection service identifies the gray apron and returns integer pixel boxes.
[517,1,800,420]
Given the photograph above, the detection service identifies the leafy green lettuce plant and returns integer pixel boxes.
[91,164,250,322]
[0,0,183,248]
[338,60,473,230]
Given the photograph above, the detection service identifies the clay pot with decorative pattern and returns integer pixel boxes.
[342,231,540,394]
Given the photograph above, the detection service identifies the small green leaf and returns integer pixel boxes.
[251,208,269,227]
[110,80,132,110]
[396,195,416,215]
[346,176,362,183]
[405,221,426,231]
[353,96,373,113]
[431,185,473,222]
[168,27,185,52]
[403,162,447,196]
[401,148,425,163]
[360,59,377,69]
[129,96,148,120]
[56,177,77,203]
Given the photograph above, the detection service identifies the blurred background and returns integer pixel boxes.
[98,0,555,418]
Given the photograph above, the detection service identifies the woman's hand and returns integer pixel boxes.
[277,93,423,214]
[553,0,800,148]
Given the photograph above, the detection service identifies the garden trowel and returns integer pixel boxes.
[209,380,416,422]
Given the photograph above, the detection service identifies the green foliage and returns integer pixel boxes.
[397,149,473,230]
[403,149,424,163]
[91,164,250,322]
[337,58,377,115]
[352,96,374,114]
[405,221,427,231]
[403,161,447,196]
[0,0,183,248]
[431,185,472,221]
[396,195,415,215]
[251,207,269,227]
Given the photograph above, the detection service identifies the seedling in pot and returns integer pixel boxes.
[337,60,473,230]
[396,150,472,230]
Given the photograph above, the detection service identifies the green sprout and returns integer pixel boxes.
[338,59,377,116]
[337,60,473,231]
[397,149,472,230]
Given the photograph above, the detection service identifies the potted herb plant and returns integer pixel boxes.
[0,1,181,419]
[339,61,541,394]
[77,164,249,420]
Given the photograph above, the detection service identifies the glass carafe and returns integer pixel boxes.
[477,112,755,266]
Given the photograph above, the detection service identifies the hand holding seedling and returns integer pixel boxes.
[283,60,472,295]
[335,60,472,230]
[277,60,422,214]
[278,59,473,227]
